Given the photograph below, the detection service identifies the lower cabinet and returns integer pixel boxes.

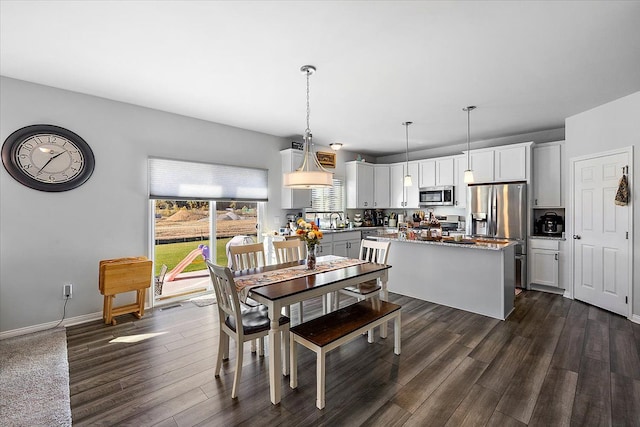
[529,238,560,288]
[316,242,333,256]
[331,231,362,258]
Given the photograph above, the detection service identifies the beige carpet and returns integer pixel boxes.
[0,328,72,426]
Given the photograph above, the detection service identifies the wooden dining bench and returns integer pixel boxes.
[289,299,401,409]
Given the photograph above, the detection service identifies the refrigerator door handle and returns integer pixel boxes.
[490,185,498,236]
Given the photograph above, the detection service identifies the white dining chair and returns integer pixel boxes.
[206,260,290,399]
[273,239,307,322]
[228,242,266,270]
[334,239,390,310]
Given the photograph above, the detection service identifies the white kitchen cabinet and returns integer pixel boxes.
[418,157,454,188]
[529,238,560,288]
[495,145,527,181]
[332,231,361,258]
[533,142,562,207]
[436,157,455,186]
[373,165,390,208]
[469,149,495,183]
[418,159,436,188]
[280,149,312,209]
[454,155,467,208]
[389,163,405,208]
[405,162,420,208]
[346,161,374,208]
[391,162,419,208]
[316,241,333,256]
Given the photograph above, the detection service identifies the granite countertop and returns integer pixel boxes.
[374,235,517,251]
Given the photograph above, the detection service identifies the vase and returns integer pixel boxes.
[306,244,317,270]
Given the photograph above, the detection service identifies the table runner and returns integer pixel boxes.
[236,256,367,300]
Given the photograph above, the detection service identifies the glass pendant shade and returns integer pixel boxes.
[463,169,475,184]
[403,174,413,187]
[283,65,333,189]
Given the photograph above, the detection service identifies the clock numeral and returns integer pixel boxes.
[22,142,34,151]
[22,164,31,169]
[62,173,69,180]
[49,175,56,182]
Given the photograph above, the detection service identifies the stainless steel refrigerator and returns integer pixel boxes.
[467,182,527,288]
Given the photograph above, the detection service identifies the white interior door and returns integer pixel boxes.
[572,150,631,316]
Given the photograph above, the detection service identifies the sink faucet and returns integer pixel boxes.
[329,212,343,229]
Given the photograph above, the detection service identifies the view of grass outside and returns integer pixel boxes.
[154,200,258,278]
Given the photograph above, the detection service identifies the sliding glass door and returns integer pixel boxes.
[151,199,259,302]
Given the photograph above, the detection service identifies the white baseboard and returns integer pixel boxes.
[631,314,640,325]
[0,311,103,340]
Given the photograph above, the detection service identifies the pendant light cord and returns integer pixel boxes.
[405,123,409,167]
[305,68,311,137]
[463,106,476,169]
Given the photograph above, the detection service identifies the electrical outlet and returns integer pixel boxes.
[63,284,73,299]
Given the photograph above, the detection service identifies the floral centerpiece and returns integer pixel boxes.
[295,218,323,269]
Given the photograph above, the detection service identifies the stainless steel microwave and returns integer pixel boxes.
[419,185,454,206]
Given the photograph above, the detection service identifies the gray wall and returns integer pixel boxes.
[376,128,565,164]
[565,91,640,317]
[0,77,287,333]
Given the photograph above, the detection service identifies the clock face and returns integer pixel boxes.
[2,125,95,192]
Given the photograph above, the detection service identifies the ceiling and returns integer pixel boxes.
[1,1,639,157]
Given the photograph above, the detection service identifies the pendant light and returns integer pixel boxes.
[402,121,413,187]
[283,65,333,189]
[463,106,476,184]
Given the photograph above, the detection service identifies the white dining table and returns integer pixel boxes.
[236,255,391,405]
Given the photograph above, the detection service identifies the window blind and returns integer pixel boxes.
[311,178,344,211]
[148,158,268,201]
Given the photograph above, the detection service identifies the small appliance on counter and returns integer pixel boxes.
[536,212,564,236]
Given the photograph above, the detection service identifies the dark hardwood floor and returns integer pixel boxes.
[66,291,640,426]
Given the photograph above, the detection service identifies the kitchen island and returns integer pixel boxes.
[375,236,516,320]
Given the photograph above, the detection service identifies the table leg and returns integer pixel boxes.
[268,301,282,404]
[380,272,389,338]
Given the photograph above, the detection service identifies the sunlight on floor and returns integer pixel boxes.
[109,332,168,343]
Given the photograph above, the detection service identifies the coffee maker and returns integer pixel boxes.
[363,209,373,227]
[374,210,384,226]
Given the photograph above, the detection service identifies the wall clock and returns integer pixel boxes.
[2,124,95,192]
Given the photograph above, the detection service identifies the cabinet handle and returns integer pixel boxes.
[555,253,558,261]
[364,202,368,206]
[573,235,582,240]
[535,199,538,205]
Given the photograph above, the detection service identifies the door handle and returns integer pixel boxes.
[555,253,558,261]
[573,235,582,239]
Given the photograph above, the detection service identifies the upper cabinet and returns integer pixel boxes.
[373,165,390,208]
[281,149,312,209]
[418,157,454,188]
[533,142,563,207]
[495,144,527,181]
[390,162,419,208]
[467,142,532,184]
[346,161,374,208]
[469,149,495,183]
[453,155,467,208]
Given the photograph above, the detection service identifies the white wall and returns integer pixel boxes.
[565,91,640,317]
[0,77,287,334]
